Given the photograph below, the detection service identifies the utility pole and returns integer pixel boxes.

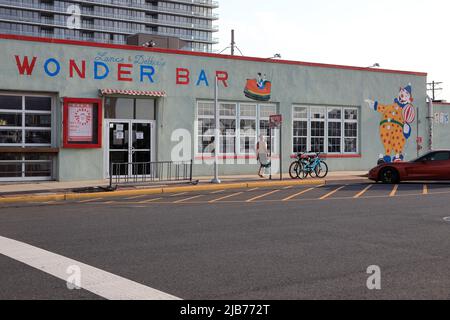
[231,29,235,56]
[211,75,221,184]
[427,81,443,101]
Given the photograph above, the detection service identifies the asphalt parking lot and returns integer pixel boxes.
[1,180,450,300]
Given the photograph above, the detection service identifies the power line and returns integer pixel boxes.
[427,81,443,101]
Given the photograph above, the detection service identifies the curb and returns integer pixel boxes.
[0,179,325,204]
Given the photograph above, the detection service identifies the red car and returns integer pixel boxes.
[368,150,450,183]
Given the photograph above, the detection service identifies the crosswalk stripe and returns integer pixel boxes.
[319,186,346,200]
[389,184,399,197]
[0,236,181,300]
[246,190,280,202]
[209,192,243,203]
[282,187,315,201]
[353,185,373,198]
[173,195,203,203]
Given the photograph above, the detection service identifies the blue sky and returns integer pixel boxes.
[216,0,450,100]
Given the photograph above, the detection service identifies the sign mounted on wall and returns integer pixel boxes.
[269,114,283,128]
[63,97,102,148]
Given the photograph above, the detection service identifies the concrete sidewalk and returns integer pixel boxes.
[0,171,368,196]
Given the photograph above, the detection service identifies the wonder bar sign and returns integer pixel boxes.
[13,52,229,88]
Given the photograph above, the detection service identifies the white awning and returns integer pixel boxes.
[99,89,166,97]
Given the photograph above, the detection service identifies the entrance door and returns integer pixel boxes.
[106,120,155,177]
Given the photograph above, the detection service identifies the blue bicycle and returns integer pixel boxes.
[289,152,329,179]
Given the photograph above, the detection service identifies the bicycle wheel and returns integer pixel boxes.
[314,160,329,178]
[289,161,300,179]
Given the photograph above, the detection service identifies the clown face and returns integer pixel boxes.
[398,87,412,105]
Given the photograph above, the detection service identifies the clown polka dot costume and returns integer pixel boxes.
[367,85,416,163]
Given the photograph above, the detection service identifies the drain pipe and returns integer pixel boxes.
[426,95,434,151]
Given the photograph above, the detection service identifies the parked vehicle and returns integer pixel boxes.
[368,150,450,183]
[289,152,328,179]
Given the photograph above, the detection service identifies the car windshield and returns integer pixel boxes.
[411,151,450,162]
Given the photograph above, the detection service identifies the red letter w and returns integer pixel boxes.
[15,55,37,76]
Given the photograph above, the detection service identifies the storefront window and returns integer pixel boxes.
[293,106,308,153]
[196,102,277,156]
[292,105,359,154]
[197,102,215,154]
[0,94,54,180]
[239,104,257,154]
[105,97,155,120]
[344,108,358,153]
[219,103,236,154]
[0,94,53,147]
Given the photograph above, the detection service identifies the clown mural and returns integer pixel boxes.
[365,84,416,164]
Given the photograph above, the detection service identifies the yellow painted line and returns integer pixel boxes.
[353,184,373,199]
[209,192,243,203]
[210,190,226,194]
[423,184,428,195]
[246,190,280,202]
[173,195,203,204]
[389,184,399,197]
[138,198,162,204]
[282,187,315,201]
[319,186,346,200]
[79,198,103,203]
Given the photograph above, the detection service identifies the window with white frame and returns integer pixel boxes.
[219,103,237,154]
[327,108,342,153]
[239,103,257,154]
[0,95,52,146]
[197,101,215,154]
[292,105,359,154]
[0,94,54,180]
[196,102,278,156]
[344,109,358,153]
[310,107,326,153]
[293,106,308,153]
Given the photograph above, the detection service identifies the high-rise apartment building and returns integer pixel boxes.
[0,0,219,52]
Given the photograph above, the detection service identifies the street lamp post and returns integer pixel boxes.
[211,75,221,184]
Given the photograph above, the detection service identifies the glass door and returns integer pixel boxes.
[131,121,153,176]
[107,120,154,177]
[108,121,130,176]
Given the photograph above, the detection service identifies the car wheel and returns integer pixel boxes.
[379,167,400,184]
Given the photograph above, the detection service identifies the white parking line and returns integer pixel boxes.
[138,198,162,204]
[209,192,243,203]
[79,198,103,203]
[125,195,148,200]
[0,236,181,300]
[173,195,203,203]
